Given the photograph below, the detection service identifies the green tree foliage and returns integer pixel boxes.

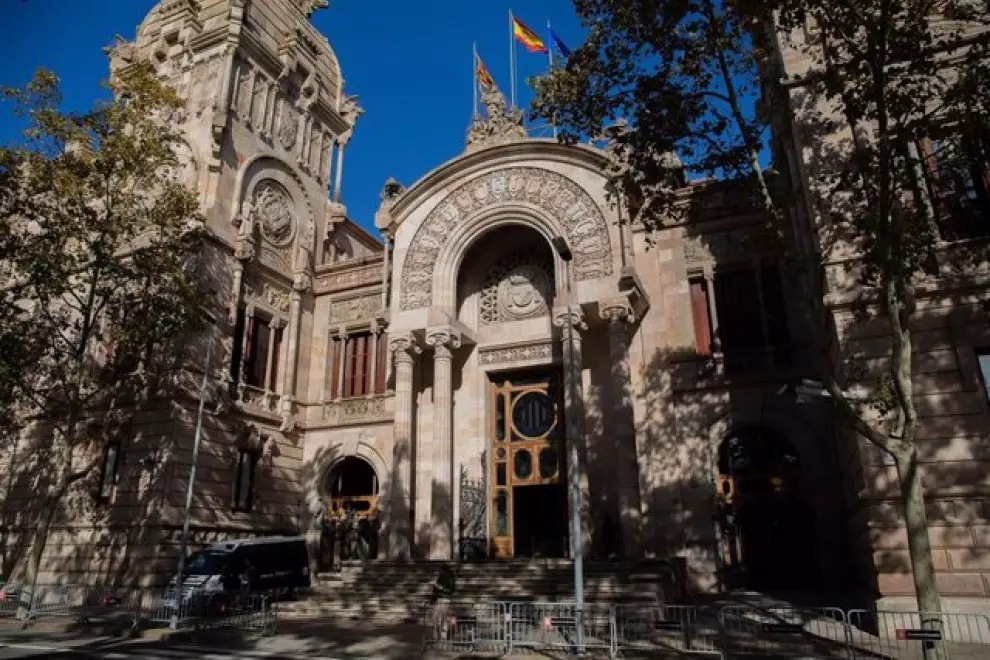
[532,0,989,629]
[0,62,209,607]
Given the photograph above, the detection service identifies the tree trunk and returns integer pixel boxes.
[16,496,56,620]
[894,444,945,660]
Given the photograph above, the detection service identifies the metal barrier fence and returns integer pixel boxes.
[847,609,990,660]
[423,601,990,659]
[0,583,276,634]
[614,603,721,657]
[507,602,614,656]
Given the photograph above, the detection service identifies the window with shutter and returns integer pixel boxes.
[689,277,713,356]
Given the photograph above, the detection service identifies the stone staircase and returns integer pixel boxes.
[279,559,686,622]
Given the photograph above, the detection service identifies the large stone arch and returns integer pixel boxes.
[399,166,614,312]
[435,205,568,318]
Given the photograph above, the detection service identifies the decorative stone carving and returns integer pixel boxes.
[426,328,462,358]
[314,263,382,294]
[466,86,526,153]
[479,342,558,365]
[552,308,589,332]
[278,102,298,149]
[323,395,393,425]
[339,94,363,127]
[388,333,421,363]
[329,294,379,324]
[254,181,296,247]
[244,278,290,313]
[480,251,554,325]
[682,225,772,265]
[374,177,406,230]
[601,300,635,325]
[400,167,612,311]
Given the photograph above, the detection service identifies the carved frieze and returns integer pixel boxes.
[682,225,773,265]
[479,341,559,365]
[323,395,393,426]
[328,294,379,324]
[400,167,612,311]
[313,263,382,294]
[244,271,291,314]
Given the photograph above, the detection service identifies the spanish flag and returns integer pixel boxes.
[476,54,495,90]
[513,17,548,54]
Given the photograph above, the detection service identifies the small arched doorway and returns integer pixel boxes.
[716,427,810,591]
[319,457,380,568]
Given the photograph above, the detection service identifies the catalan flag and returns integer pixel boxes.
[513,17,548,54]
[476,53,495,90]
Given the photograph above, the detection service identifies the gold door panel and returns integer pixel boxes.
[488,374,563,559]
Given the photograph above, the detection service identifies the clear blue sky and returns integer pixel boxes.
[0,0,584,235]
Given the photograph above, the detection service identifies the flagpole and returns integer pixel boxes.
[509,9,517,109]
[472,42,479,118]
[547,18,557,139]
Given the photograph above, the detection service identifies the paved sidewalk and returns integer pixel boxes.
[0,616,596,659]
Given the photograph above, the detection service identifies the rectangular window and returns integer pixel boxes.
[692,262,792,373]
[231,306,283,392]
[918,124,990,240]
[97,442,121,502]
[333,332,380,399]
[232,449,257,513]
[689,276,713,356]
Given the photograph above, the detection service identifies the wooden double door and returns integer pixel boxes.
[488,372,568,559]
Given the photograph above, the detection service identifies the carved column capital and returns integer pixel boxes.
[389,333,421,364]
[426,328,461,360]
[601,299,635,325]
[553,307,588,332]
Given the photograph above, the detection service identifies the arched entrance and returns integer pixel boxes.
[318,457,380,568]
[716,427,810,591]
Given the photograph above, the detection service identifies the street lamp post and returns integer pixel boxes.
[551,235,585,655]
[171,324,216,630]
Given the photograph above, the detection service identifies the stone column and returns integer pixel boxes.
[601,300,643,557]
[553,307,592,557]
[426,328,460,560]
[280,287,303,416]
[335,326,348,401]
[368,320,381,396]
[387,332,419,558]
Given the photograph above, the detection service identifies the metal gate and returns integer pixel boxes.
[458,463,488,561]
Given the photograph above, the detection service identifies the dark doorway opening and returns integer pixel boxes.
[716,427,810,591]
[512,484,568,558]
[320,457,381,569]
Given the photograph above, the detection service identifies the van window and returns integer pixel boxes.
[185,550,231,576]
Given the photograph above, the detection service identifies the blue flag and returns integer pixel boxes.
[550,30,571,59]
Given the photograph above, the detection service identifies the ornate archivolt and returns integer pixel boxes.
[399,167,613,311]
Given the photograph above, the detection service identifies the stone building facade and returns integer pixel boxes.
[1,0,988,610]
